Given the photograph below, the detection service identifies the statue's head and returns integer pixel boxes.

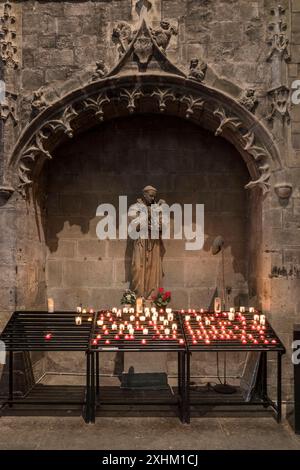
[190,58,199,68]
[160,20,170,30]
[143,185,157,205]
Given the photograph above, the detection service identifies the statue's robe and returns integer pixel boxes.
[129,199,164,298]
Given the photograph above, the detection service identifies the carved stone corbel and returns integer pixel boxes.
[266,85,290,124]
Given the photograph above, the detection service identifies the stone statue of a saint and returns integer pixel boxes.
[129,186,165,299]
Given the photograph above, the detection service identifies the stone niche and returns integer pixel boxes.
[17,113,257,379]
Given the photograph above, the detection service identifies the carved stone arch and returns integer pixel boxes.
[6,73,282,197]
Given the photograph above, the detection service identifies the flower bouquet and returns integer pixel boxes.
[152,288,171,309]
[120,289,136,306]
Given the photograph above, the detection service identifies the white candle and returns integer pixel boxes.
[75,316,82,325]
[112,307,118,313]
[144,308,150,315]
[119,324,125,331]
[143,328,148,335]
[117,310,122,317]
[48,298,54,313]
[185,315,190,321]
[214,297,222,314]
[240,306,246,313]
[254,314,260,322]
[260,315,266,325]
[82,308,87,314]
[165,328,170,335]
[112,323,118,330]
[228,312,235,321]
[159,316,165,322]
[205,318,211,326]
[130,315,135,322]
[163,319,169,326]
[129,307,135,314]
[76,305,82,314]
[196,315,202,322]
[123,307,128,314]
[172,323,177,330]
[140,316,146,321]
[151,307,157,314]
[166,308,172,314]
[249,307,255,313]
[136,297,143,314]
[97,319,103,326]
[167,313,174,321]
[230,308,235,313]
[88,316,93,322]
[129,328,134,335]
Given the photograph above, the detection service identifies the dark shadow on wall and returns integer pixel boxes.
[33,114,252,310]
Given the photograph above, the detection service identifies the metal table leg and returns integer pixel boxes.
[85,351,91,423]
[185,352,190,424]
[9,350,13,408]
[90,352,96,424]
[262,351,268,407]
[96,352,100,397]
[277,352,282,423]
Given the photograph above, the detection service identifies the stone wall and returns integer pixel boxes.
[0,0,299,401]
[44,114,250,311]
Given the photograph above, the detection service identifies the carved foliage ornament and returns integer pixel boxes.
[213,107,271,194]
[0,92,18,124]
[16,90,272,196]
[266,85,290,124]
[0,1,18,68]
[266,5,290,62]
[18,105,78,193]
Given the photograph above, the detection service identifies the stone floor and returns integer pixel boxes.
[0,415,300,450]
[1,373,300,450]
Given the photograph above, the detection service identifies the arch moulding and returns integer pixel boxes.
[3,7,283,198]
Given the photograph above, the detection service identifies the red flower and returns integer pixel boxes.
[165,291,171,298]
[159,287,164,293]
